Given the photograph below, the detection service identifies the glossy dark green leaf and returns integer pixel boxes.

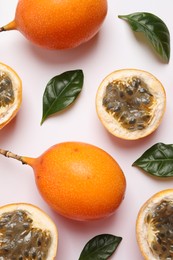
[78,234,122,260]
[133,143,173,177]
[118,12,170,63]
[41,69,84,124]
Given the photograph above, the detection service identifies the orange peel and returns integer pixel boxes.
[0,0,107,50]
[0,142,126,221]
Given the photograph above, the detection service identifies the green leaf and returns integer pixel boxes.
[78,234,122,260]
[118,12,170,63]
[41,69,84,124]
[133,143,173,177]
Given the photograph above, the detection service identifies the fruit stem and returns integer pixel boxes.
[0,21,16,32]
[0,148,27,164]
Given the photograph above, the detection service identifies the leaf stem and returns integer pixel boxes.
[118,15,127,19]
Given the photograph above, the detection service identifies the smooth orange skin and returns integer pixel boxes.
[14,0,107,49]
[25,142,126,221]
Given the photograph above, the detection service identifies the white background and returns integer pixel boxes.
[0,1,173,259]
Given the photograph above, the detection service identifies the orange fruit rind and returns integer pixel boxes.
[0,142,126,221]
[96,69,166,140]
[0,203,58,259]
[136,189,173,260]
[0,0,107,50]
[0,62,22,129]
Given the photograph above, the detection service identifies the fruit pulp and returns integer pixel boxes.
[102,76,154,131]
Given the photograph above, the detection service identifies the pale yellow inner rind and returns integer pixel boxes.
[136,190,173,260]
[0,63,22,129]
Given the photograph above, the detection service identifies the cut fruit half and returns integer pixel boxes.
[136,189,173,260]
[96,69,166,140]
[0,203,58,259]
[0,62,22,129]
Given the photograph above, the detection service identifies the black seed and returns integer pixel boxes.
[27,218,33,223]
[132,78,141,88]
[111,102,121,112]
[126,85,134,95]
[141,97,151,105]
[136,78,141,84]
[113,106,121,112]
[170,245,173,250]
[167,230,171,236]
[45,235,51,246]
[37,238,42,246]
[119,112,127,122]
[156,223,162,229]
[157,236,162,244]
[32,252,37,258]
[102,94,116,105]
[133,98,141,107]
[119,91,125,98]
[138,87,147,93]
[106,102,116,110]
[151,243,158,251]
[166,204,173,213]
[24,251,29,257]
[106,83,115,92]
[137,124,145,130]
[129,118,136,125]
[156,206,161,211]
[110,89,118,97]
[168,230,173,238]
[23,223,30,229]
[162,246,167,251]
[102,97,108,106]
